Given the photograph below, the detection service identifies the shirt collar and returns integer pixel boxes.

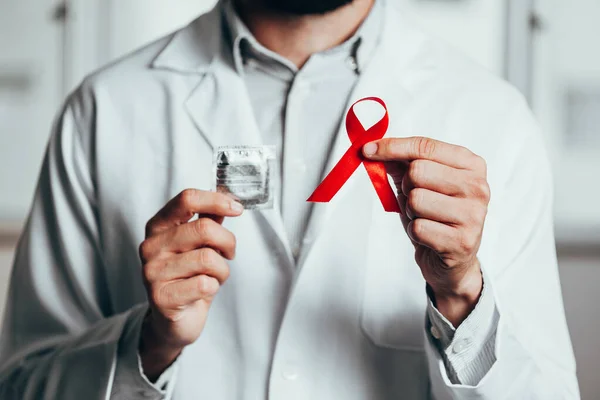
[222,0,384,76]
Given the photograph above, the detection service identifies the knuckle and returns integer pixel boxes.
[198,247,216,267]
[149,287,165,307]
[411,219,427,241]
[194,218,213,239]
[474,155,488,173]
[211,193,229,211]
[443,257,460,269]
[408,160,425,185]
[142,260,159,282]
[471,177,491,201]
[414,137,436,158]
[473,206,488,225]
[198,275,216,295]
[163,285,178,307]
[222,264,231,282]
[459,231,477,253]
[162,311,181,324]
[229,231,237,252]
[459,145,475,159]
[144,219,156,238]
[138,240,154,263]
[179,189,197,209]
[383,138,403,158]
[407,188,424,212]
[197,275,207,294]
[378,139,392,157]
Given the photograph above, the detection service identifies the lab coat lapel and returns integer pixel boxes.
[184,61,262,150]
[183,43,294,265]
[299,11,438,267]
[153,4,293,264]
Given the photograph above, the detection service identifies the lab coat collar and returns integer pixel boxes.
[151,2,224,74]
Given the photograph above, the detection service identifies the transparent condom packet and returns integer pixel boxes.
[213,145,276,210]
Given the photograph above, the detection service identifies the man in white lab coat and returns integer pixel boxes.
[0,0,580,398]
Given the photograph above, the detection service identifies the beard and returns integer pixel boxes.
[262,0,354,15]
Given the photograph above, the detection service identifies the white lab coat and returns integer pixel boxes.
[0,2,579,399]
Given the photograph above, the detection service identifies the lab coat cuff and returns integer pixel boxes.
[425,312,541,400]
[426,266,498,385]
[111,303,178,400]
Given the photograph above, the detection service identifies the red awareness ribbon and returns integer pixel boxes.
[307,97,401,213]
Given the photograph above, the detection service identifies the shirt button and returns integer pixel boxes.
[452,338,469,354]
[282,363,299,381]
[245,58,258,69]
[430,325,441,340]
[346,56,359,72]
[292,245,300,259]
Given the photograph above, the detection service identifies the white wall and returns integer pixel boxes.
[533,0,600,233]
[108,0,506,74]
[0,2,64,222]
[107,0,217,60]
[559,256,600,400]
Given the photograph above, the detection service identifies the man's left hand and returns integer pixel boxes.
[363,137,491,327]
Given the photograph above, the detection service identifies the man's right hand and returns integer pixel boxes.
[138,189,244,381]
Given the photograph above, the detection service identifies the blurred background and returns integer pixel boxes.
[0,0,598,397]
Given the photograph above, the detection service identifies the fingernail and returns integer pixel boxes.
[230,201,244,213]
[363,142,378,157]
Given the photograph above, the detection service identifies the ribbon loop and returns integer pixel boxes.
[307,97,401,213]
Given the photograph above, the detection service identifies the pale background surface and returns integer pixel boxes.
[0,0,599,398]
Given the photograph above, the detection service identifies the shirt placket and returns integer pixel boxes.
[282,71,313,261]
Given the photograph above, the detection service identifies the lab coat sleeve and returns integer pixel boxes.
[0,98,166,399]
[111,306,180,399]
[426,268,498,386]
[425,98,580,400]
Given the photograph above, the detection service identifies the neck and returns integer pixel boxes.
[235,0,375,68]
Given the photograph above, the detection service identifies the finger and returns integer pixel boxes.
[405,188,482,225]
[401,160,475,197]
[197,213,225,225]
[158,275,220,308]
[363,137,477,170]
[142,218,237,261]
[145,248,230,284]
[407,218,458,255]
[397,192,410,224]
[146,189,243,236]
[397,192,418,247]
[384,161,409,188]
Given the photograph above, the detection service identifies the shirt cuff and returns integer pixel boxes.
[111,304,179,399]
[426,268,499,386]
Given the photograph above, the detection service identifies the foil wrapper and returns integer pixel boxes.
[213,146,276,210]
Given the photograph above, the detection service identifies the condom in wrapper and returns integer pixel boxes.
[213,146,276,210]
